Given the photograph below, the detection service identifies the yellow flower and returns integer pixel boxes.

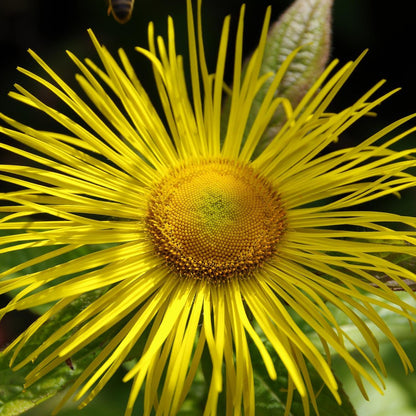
[1,0,416,415]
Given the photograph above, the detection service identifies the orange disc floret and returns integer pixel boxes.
[146,159,287,283]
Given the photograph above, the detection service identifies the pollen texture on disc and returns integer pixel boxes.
[146,159,286,283]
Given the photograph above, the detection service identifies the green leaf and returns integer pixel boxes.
[8,366,141,416]
[0,241,115,316]
[251,0,333,156]
[0,289,108,416]
[333,338,416,416]
[315,292,416,353]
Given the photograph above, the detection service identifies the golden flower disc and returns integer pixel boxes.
[146,159,287,283]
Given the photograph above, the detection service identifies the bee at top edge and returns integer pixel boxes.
[108,0,135,24]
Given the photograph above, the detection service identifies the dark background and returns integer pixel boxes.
[0,0,415,128]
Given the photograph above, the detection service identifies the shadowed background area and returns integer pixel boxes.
[1,0,415,129]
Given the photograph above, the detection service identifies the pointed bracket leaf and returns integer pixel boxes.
[0,289,109,416]
[248,0,333,156]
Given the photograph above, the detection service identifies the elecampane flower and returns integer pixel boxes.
[1,0,416,415]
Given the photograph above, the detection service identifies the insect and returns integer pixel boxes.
[65,358,74,370]
[107,0,135,24]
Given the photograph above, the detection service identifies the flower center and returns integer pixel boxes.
[146,159,286,283]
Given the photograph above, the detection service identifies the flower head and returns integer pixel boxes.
[1,0,416,415]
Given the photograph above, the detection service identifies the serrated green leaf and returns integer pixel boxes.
[12,366,141,416]
[0,349,87,416]
[252,364,289,416]
[0,239,115,316]
[250,0,333,156]
[0,290,108,416]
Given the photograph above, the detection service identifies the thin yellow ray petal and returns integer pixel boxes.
[241,280,308,397]
[6,297,77,366]
[179,324,206,404]
[170,288,204,413]
[229,279,277,380]
[157,287,201,414]
[244,277,341,396]
[185,0,207,155]
[123,278,195,382]
[138,299,173,415]
[22,269,165,378]
[268,257,411,388]
[53,276,174,411]
[263,264,387,379]
[68,45,178,170]
[1,242,154,307]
